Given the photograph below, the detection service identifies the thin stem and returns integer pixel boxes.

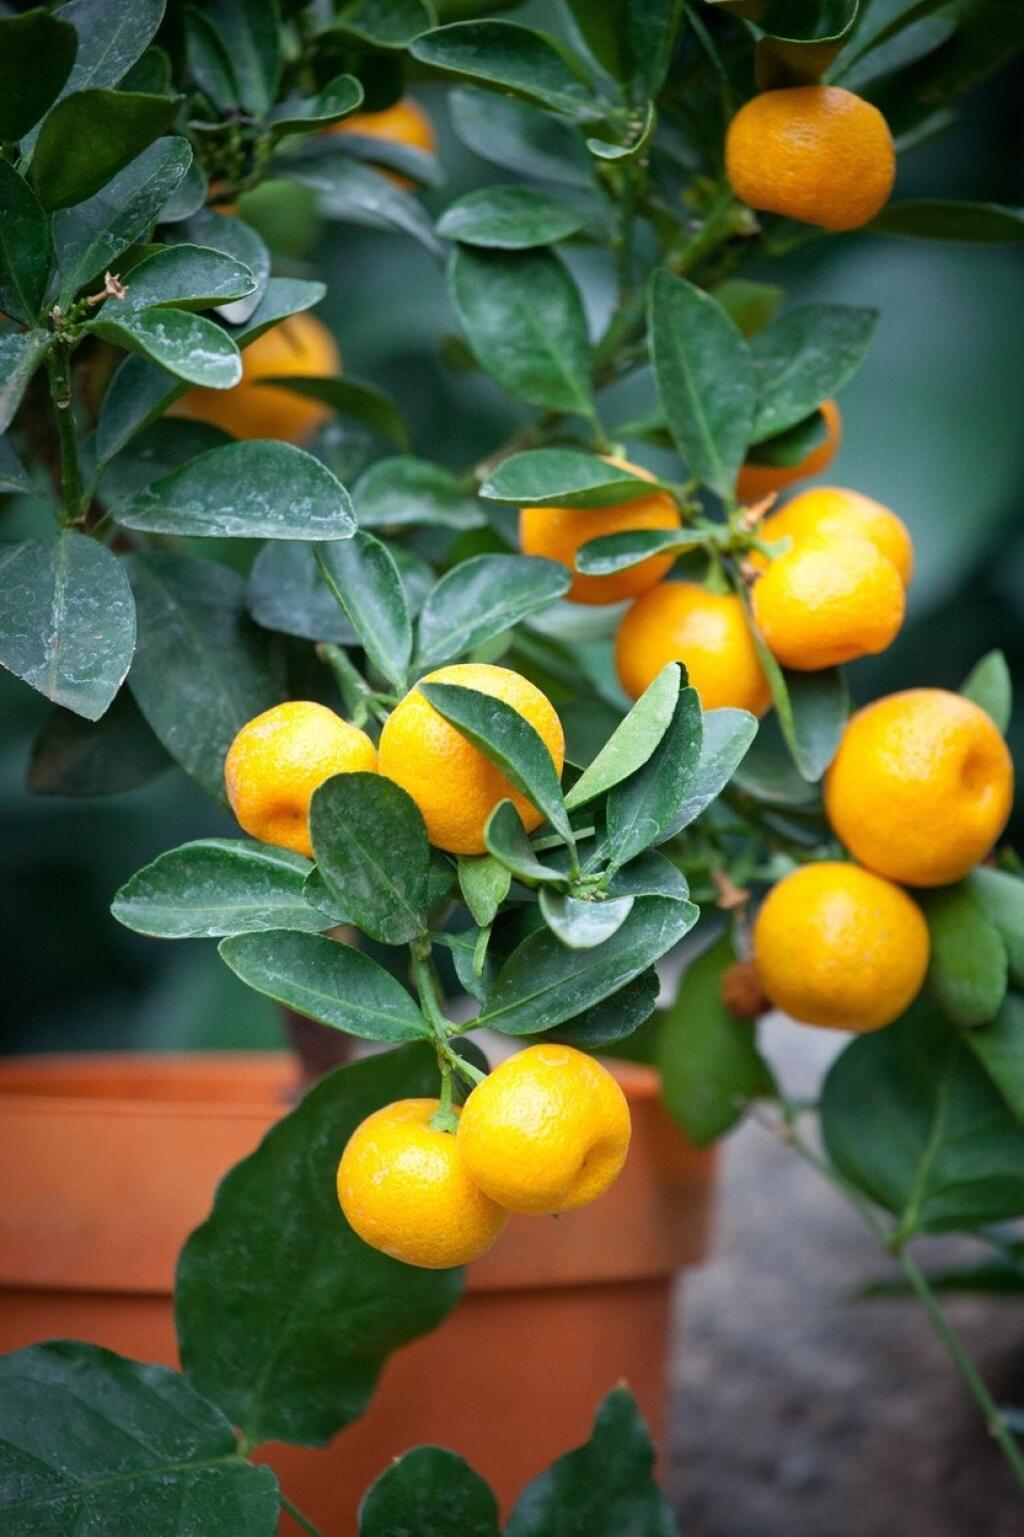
[316,643,387,726]
[47,348,83,525]
[280,1492,328,1537]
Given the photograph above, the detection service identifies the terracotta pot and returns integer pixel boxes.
[0,1053,715,1534]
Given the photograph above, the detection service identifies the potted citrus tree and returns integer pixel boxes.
[1,0,1023,1530]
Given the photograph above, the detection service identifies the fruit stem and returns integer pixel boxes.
[47,347,84,526]
[429,1063,459,1133]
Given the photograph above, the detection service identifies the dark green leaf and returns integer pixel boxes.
[317,533,411,690]
[565,664,681,811]
[484,799,566,886]
[922,883,1008,1028]
[546,968,661,1049]
[477,894,698,1035]
[260,374,408,450]
[126,552,281,801]
[286,154,442,258]
[99,419,232,507]
[200,0,280,117]
[107,243,256,311]
[112,839,330,939]
[506,1386,677,1537]
[448,87,595,189]
[564,0,683,95]
[0,10,77,142]
[164,208,270,325]
[438,186,588,249]
[51,0,164,97]
[480,448,670,509]
[159,155,207,223]
[649,270,755,499]
[750,616,847,781]
[871,199,1024,242]
[657,932,772,1144]
[960,649,1012,732]
[968,868,1024,987]
[117,441,356,539]
[0,329,49,435]
[26,690,168,797]
[962,993,1024,1122]
[0,1342,279,1536]
[248,540,356,644]
[412,22,603,121]
[605,681,702,868]
[575,526,714,575]
[0,533,134,721]
[458,853,512,927]
[270,74,363,141]
[750,304,878,442]
[608,850,689,902]
[420,680,572,845]
[31,89,180,211]
[355,456,485,530]
[220,931,430,1041]
[660,707,759,839]
[310,772,430,945]
[326,128,442,190]
[745,409,829,468]
[0,436,31,495]
[359,1446,501,1537]
[89,307,242,389]
[821,1005,1024,1236]
[711,0,860,88]
[0,162,52,324]
[449,245,594,415]
[327,0,436,49]
[176,1044,462,1445]
[185,6,239,109]
[540,888,635,949]
[415,555,570,669]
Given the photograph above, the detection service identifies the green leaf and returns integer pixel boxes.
[0,328,49,435]
[286,154,442,259]
[960,649,1012,732]
[0,162,53,324]
[660,707,759,839]
[506,1386,677,1537]
[712,0,860,88]
[546,968,661,1049]
[745,409,829,468]
[608,850,690,902]
[164,208,270,325]
[326,127,442,190]
[260,374,408,450]
[922,883,1008,1028]
[605,680,703,868]
[176,1044,462,1445]
[359,1446,501,1537]
[564,664,681,811]
[448,88,595,190]
[200,0,280,117]
[649,269,756,500]
[586,102,656,163]
[420,680,572,846]
[657,932,772,1145]
[126,552,281,801]
[968,868,1024,987]
[870,199,1024,242]
[575,526,714,576]
[89,307,242,389]
[540,888,635,949]
[116,441,356,540]
[50,0,164,97]
[820,1005,1024,1236]
[185,6,239,110]
[962,993,1024,1122]
[564,0,683,95]
[0,533,134,721]
[112,839,330,939]
[31,89,180,211]
[220,931,430,1042]
[106,243,256,311]
[327,0,436,49]
[247,540,355,645]
[26,690,170,798]
[438,186,588,249]
[712,278,785,338]
[355,456,484,530]
[55,136,193,300]
[480,448,670,509]
[99,419,232,507]
[412,21,603,122]
[0,436,31,495]
[160,157,206,225]
[484,799,566,887]
[477,894,698,1035]
[270,73,364,142]
[415,555,570,670]
[0,1341,279,1536]
[458,853,512,928]
[310,772,430,945]
[449,245,594,416]
[316,533,412,690]
[750,618,847,782]
[0,9,77,142]
[750,304,878,443]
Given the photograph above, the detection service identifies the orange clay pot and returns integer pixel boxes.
[0,1053,715,1534]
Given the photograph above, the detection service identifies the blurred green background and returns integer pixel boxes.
[3,51,1022,1058]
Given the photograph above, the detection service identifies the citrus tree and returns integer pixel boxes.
[2,0,1024,1528]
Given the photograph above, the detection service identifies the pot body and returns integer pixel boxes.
[0,1053,715,1533]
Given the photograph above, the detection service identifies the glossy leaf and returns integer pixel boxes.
[968,868,1024,987]
[126,552,281,800]
[359,1446,501,1537]
[0,533,134,721]
[260,374,408,450]
[108,243,256,311]
[0,1342,279,1536]
[0,329,50,436]
[923,883,1008,1028]
[540,888,635,950]
[310,773,430,945]
[484,800,566,886]
[871,200,1024,242]
[564,0,684,95]
[745,408,829,468]
[355,457,485,530]
[117,441,356,540]
[89,307,242,389]
[99,419,232,507]
[415,555,570,669]
[247,541,356,644]
[458,854,512,928]
[412,22,603,121]
[960,648,1012,732]
[317,533,412,690]
[0,9,77,142]
[165,208,270,325]
[31,89,180,211]
[26,690,170,798]
[270,73,363,141]
[751,621,847,782]
[546,969,661,1049]
[0,162,53,324]
[112,839,329,939]
[608,850,690,902]
[963,993,1024,1122]
[575,526,714,575]
[477,894,698,1035]
[176,1044,462,1445]
[200,0,280,117]
[660,707,759,840]
[604,680,703,868]
[49,0,164,98]
[649,270,756,500]
[327,0,435,49]
[438,186,588,249]
[658,932,772,1145]
[821,1006,1024,1236]
[184,7,238,109]
[480,448,669,509]
[448,87,595,189]
[159,156,207,222]
[565,664,681,811]
[449,245,594,415]
[750,304,877,442]
[287,153,442,258]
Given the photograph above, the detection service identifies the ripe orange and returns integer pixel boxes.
[751,535,905,669]
[737,400,842,504]
[755,486,914,587]
[615,581,771,714]
[725,86,895,231]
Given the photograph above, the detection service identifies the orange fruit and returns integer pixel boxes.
[753,861,929,1031]
[457,1045,631,1214]
[615,581,771,715]
[737,400,842,504]
[754,486,914,587]
[337,1099,508,1269]
[725,85,895,231]
[332,97,436,189]
[378,663,565,855]
[174,312,340,444]
[824,689,1015,886]
[519,457,681,606]
[751,535,905,670]
[225,701,376,859]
